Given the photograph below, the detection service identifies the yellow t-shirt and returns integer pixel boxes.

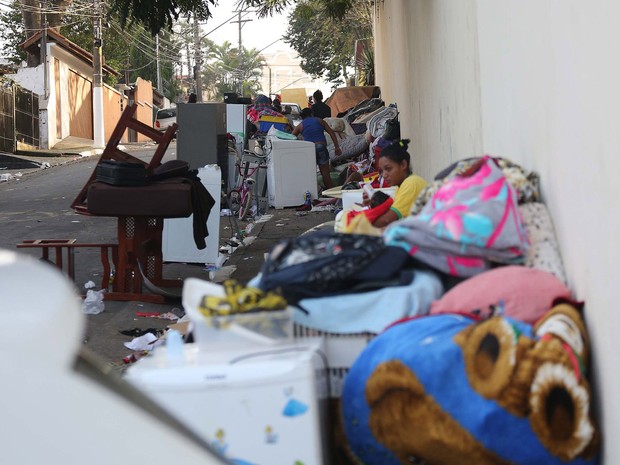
[390,174,428,219]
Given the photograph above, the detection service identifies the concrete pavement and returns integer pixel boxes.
[1,139,336,371]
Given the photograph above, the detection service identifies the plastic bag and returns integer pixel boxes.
[267,125,296,140]
[82,289,105,315]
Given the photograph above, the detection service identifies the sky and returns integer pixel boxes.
[199,0,295,55]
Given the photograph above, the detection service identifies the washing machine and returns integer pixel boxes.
[265,138,318,208]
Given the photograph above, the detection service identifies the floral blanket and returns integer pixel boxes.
[384,156,529,277]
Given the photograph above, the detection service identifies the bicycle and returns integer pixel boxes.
[228,148,268,220]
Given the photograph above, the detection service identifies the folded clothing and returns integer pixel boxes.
[292,269,443,334]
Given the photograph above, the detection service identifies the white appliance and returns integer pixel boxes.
[2,251,229,465]
[266,138,318,208]
[227,104,248,191]
[226,103,247,145]
[125,338,329,465]
[162,165,221,265]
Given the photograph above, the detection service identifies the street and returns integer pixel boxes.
[0,142,334,370]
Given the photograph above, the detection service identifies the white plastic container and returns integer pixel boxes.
[124,337,329,465]
[182,277,293,348]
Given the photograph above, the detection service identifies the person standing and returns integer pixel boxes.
[311,90,331,119]
[293,108,341,189]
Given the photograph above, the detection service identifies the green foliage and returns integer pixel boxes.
[241,0,352,19]
[61,17,182,94]
[202,41,265,100]
[357,45,374,86]
[106,0,352,42]
[0,0,183,100]
[284,0,372,87]
[0,1,27,65]
[109,0,217,35]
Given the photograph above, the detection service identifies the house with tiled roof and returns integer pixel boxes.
[6,29,156,149]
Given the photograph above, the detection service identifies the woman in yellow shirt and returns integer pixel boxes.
[364,139,427,228]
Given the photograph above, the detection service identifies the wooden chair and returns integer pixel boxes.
[68,103,183,303]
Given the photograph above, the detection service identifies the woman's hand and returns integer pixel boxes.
[335,146,342,156]
[362,190,371,207]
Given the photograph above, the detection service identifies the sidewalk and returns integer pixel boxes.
[0,137,155,180]
[83,207,336,372]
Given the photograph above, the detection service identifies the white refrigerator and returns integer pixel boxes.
[124,338,329,465]
[266,138,318,208]
[162,165,221,265]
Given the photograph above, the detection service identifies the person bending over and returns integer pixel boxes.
[293,108,342,189]
[363,139,427,228]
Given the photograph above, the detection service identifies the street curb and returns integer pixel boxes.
[15,148,104,158]
[14,144,137,159]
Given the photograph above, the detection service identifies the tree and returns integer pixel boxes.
[107,0,353,37]
[202,41,266,100]
[0,1,26,65]
[0,0,183,100]
[19,0,73,65]
[109,0,217,36]
[241,0,354,19]
[284,0,372,87]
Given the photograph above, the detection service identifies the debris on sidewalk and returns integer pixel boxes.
[123,332,161,351]
[119,327,165,338]
[82,289,105,314]
[123,351,148,364]
[254,214,273,224]
[310,204,337,212]
[208,264,237,282]
[135,311,179,321]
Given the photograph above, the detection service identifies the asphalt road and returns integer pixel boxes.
[0,143,169,287]
[0,142,335,370]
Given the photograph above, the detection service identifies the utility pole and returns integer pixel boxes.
[193,15,203,102]
[40,0,48,98]
[230,10,252,96]
[185,40,192,94]
[40,0,49,149]
[92,0,105,148]
[155,34,162,93]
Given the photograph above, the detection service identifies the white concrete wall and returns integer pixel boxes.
[476,3,620,460]
[8,66,44,95]
[374,0,482,180]
[375,0,619,462]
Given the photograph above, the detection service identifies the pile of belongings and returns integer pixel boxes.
[247,94,285,129]
[325,99,403,183]
[252,154,600,464]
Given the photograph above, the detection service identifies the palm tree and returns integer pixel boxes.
[202,41,265,100]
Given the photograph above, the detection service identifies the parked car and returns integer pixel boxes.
[154,107,177,132]
[281,102,302,127]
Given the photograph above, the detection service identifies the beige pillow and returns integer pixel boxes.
[324,117,345,133]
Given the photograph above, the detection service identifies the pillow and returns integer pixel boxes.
[429,265,572,324]
[324,117,345,133]
[519,202,568,284]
